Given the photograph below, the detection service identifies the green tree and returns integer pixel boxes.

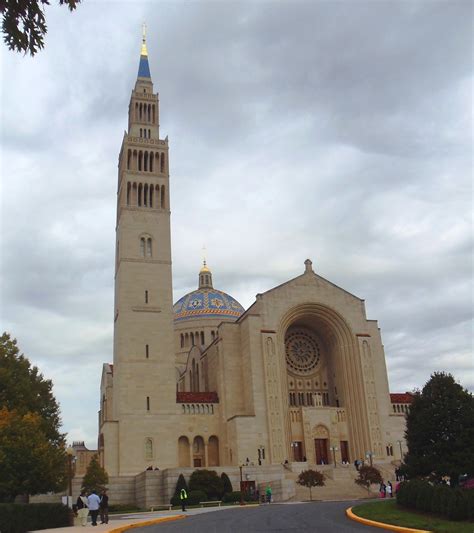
[296,469,325,500]
[174,473,188,496]
[0,408,66,502]
[404,372,474,485]
[0,333,67,501]
[220,472,233,495]
[189,469,223,499]
[0,333,64,446]
[81,454,108,494]
[2,0,81,56]
[355,465,382,493]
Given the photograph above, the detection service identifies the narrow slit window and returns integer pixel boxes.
[145,344,149,358]
[146,396,150,411]
[145,290,148,304]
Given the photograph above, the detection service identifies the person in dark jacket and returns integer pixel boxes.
[180,488,188,511]
[76,491,89,526]
[100,490,109,524]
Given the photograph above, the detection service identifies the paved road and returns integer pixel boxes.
[132,501,390,533]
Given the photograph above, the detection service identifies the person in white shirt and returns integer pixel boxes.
[87,490,101,526]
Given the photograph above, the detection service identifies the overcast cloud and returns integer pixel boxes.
[1,0,472,449]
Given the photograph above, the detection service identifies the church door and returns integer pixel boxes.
[315,439,329,465]
[340,441,350,463]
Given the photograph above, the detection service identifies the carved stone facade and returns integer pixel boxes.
[98,38,410,488]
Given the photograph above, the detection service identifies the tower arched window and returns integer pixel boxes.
[152,104,156,124]
[145,438,153,460]
[144,183,148,206]
[138,183,143,206]
[200,331,204,345]
[160,152,165,173]
[191,332,194,346]
[150,152,154,172]
[140,237,146,257]
[126,182,131,206]
[138,151,143,172]
[144,151,148,172]
[149,186,154,208]
[140,128,143,138]
[161,185,165,208]
[127,149,131,170]
[180,334,184,348]
[146,238,152,257]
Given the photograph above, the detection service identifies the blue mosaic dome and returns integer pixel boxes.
[173,288,245,323]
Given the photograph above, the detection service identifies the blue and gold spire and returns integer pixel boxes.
[137,23,151,79]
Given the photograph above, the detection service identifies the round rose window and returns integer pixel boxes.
[285,328,320,375]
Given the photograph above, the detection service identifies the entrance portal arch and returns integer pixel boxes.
[278,303,371,464]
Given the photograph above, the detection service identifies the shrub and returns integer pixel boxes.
[447,489,468,521]
[222,491,242,503]
[221,472,233,495]
[398,479,473,522]
[189,469,223,499]
[0,503,71,533]
[187,490,207,506]
[415,481,433,513]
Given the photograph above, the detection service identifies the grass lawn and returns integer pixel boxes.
[352,499,473,533]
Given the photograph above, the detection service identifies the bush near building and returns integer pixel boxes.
[0,503,71,533]
[397,479,474,521]
[188,469,224,499]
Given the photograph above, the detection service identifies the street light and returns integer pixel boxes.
[66,446,76,508]
[365,451,374,467]
[239,465,244,506]
[329,445,338,468]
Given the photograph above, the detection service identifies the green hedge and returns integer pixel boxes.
[0,503,71,533]
[397,480,474,522]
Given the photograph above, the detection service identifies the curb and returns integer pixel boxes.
[346,506,432,533]
[108,515,186,533]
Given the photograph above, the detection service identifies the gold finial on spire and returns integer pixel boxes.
[141,22,148,56]
[200,245,210,273]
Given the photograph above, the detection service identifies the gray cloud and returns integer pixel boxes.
[1,0,471,448]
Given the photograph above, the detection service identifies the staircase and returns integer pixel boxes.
[285,464,375,502]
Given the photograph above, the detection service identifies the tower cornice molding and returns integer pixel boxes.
[125,136,168,147]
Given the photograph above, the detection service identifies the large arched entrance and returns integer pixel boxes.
[278,304,371,464]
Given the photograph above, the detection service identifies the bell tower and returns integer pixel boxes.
[106,28,177,475]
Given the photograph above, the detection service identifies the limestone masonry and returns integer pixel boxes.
[96,34,411,504]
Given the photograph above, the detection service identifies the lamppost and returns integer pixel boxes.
[365,451,373,467]
[66,446,76,508]
[397,440,403,461]
[239,465,244,506]
[329,445,338,468]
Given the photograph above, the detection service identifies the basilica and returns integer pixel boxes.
[96,33,410,505]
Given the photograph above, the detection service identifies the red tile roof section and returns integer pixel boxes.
[390,392,414,404]
[176,392,219,403]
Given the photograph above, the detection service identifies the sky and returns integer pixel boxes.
[0,0,472,450]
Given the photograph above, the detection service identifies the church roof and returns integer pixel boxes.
[390,392,414,404]
[138,55,151,78]
[174,262,245,323]
[173,288,245,323]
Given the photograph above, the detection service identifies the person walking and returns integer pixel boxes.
[265,485,272,504]
[379,481,386,499]
[180,487,188,512]
[76,491,89,527]
[99,489,109,524]
[387,481,393,498]
[87,490,101,526]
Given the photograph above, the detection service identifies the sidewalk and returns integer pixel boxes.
[33,505,242,533]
